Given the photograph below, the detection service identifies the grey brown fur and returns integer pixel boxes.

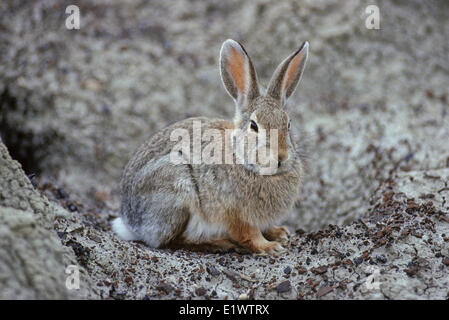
[115,39,309,254]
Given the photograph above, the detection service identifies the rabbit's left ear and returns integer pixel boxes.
[220,39,260,110]
[266,42,308,106]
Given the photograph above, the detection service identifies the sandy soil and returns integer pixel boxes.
[0,0,448,299]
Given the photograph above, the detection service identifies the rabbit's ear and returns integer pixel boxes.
[266,41,308,106]
[220,39,260,109]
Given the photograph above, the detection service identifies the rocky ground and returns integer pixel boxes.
[0,0,448,299]
[2,139,449,299]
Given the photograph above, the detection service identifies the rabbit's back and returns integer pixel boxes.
[120,116,231,194]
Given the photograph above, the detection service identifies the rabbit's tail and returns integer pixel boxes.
[112,217,138,241]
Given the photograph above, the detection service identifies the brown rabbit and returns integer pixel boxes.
[113,39,309,255]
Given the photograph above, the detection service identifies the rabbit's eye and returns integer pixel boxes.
[250,120,258,133]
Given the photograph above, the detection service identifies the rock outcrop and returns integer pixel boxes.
[0,0,448,300]
[0,140,93,299]
[1,139,448,299]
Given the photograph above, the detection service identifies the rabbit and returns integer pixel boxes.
[112,39,308,255]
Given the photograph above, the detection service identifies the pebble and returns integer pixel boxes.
[156,282,173,294]
[311,266,327,275]
[376,255,387,264]
[195,287,207,296]
[443,258,449,266]
[207,265,220,277]
[57,188,68,199]
[296,267,307,274]
[275,280,291,293]
[238,293,248,300]
[316,286,333,298]
[218,257,226,266]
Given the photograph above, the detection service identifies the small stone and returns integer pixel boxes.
[311,266,327,274]
[443,258,449,266]
[342,259,353,266]
[57,188,68,199]
[223,270,238,282]
[404,262,419,277]
[296,266,307,274]
[336,227,343,238]
[195,287,207,296]
[275,280,291,293]
[316,286,333,298]
[238,293,248,300]
[218,257,226,266]
[406,200,419,213]
[284,266,292,275]
[207,265,220,277]
[376,255,387,264]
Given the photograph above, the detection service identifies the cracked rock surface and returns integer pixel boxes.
[0,0,448,299]
[2,138,449,299]
[0,141,93,299]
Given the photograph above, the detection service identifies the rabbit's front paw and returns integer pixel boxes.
[264,226,290,245]
[254,240,285,256]
[228,219,287,256]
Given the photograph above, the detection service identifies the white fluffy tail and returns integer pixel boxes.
[112,217,138,241]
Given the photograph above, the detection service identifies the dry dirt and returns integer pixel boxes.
[0,0,448,299]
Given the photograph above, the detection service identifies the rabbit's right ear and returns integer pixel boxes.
[220,39,260,110]
[266,42,308,107]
